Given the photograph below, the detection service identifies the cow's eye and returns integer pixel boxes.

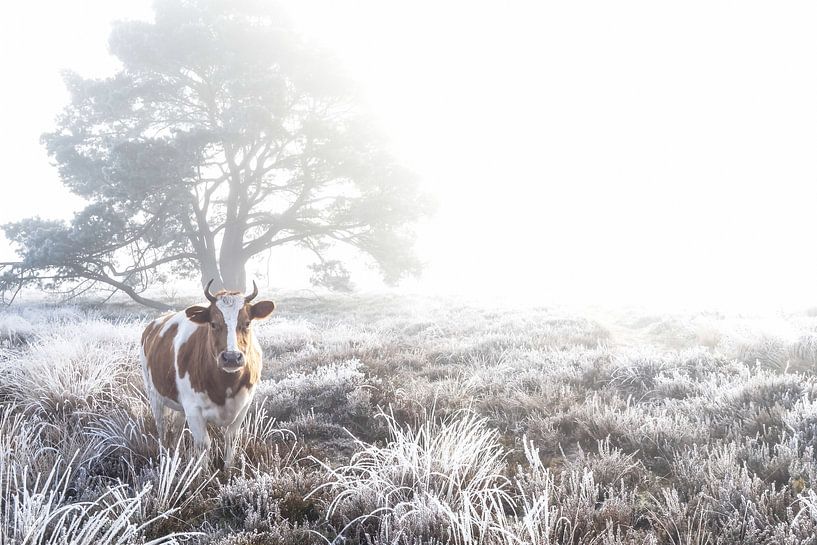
[210,322,217,329]
[244,322,251,329]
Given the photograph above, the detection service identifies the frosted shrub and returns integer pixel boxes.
[645,488,713,545]
[1,321,141,415]
[219,467,327,534]
[253,318,316,357]
[228,404,296,473]
[17,306,85,325]
[209,527,321,545]
[1,455,199,545]
[644,316,698,348]
[784,397,817,448]
[134,448,213,521]
[312,410,512,544]
[0,403,51,488]
[0,313,34,346]
[535,316,611,348]
[609,348,673,397]
[508,439,642,544]
[706,318,800,371]
[792,333,817,370]
[256,359,372,423]
[565,437,644,489]
[85,405,156,465]
[235,403,293,447]
[2,459,78,544]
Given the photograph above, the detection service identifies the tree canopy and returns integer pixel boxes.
[3,0,432,309]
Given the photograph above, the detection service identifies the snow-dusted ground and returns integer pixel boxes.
[2,295,817,544]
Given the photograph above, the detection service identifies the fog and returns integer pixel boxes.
[2,0,817,310]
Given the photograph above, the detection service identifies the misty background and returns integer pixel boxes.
[2,0,816,310]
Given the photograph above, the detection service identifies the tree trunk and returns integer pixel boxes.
[200,265,224,291]
[218,248,248,292]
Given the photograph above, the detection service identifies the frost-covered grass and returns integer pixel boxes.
[312,410,512,544]
[4,296,817,543]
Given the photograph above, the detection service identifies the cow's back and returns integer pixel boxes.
[141,313,180,403]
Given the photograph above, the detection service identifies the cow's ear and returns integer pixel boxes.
[185,305,211,324]
[250,300,275,321]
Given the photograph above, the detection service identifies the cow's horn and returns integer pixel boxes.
[204,279,217,303]
[245,280,258,303]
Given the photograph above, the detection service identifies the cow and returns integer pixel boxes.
[140,280,275,467]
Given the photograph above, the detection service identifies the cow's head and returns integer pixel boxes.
[184,280,275,372]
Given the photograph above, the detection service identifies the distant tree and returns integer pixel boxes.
[2,0,431,309]
[308,260,354,293]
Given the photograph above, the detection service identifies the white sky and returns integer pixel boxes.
[2,1,817,310]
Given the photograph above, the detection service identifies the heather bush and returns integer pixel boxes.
[256,359,372,422]
[219,465,327,533]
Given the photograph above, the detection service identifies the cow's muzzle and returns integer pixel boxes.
[219,350,245,371]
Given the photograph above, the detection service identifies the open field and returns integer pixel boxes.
[3,294,817,544]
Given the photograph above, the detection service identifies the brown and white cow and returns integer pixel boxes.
[140,280,275,466]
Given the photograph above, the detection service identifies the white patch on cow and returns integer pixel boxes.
[150,313,171,330]
[160,311,189,337]
[172,310,201,347]
[216,294,243,352]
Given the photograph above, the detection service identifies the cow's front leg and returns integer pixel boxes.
[223,403,252,469]
[185,409,211,456]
